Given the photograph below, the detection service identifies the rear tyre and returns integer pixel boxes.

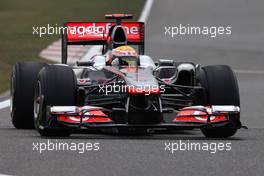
[198,65,240,138]
[34,65,76,137]
[11,62,47,129]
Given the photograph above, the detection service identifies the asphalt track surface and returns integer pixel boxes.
[1,0,264,175]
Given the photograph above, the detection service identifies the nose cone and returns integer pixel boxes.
[121,67,160,94]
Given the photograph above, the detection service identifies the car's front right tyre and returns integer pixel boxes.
[34,65,76,137]
[11,62,47,129]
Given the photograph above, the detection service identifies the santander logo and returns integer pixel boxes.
[193,108,216,121]
[69,115,90,122]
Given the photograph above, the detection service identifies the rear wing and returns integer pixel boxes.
[64,22,144,44]
[61,15,145,64]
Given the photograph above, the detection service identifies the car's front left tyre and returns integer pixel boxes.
[198,65,241,138]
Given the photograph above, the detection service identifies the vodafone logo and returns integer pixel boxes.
[68,23,139,37]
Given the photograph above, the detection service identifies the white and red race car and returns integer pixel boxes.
[10,14,242,137]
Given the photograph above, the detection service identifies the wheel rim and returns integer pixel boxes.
[34,81,41,121]
[10,72,15,114]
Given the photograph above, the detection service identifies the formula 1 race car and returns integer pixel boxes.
[10,14,242,138]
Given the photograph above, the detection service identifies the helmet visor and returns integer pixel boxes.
[119,56,138,66]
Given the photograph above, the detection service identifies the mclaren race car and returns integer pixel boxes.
[10,14,242,137]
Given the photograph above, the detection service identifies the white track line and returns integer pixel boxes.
[138,0,154,23]
[0,99,10,110]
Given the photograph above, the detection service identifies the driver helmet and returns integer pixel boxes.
[111,46,138,66]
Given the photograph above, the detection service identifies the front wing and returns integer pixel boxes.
[44,105,241,131]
